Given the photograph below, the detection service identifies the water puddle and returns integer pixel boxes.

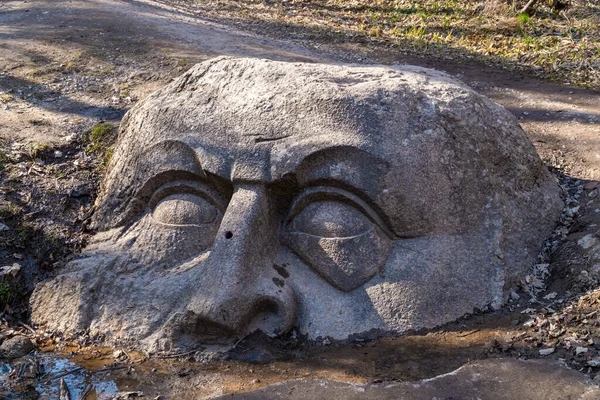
[0,310,527,399]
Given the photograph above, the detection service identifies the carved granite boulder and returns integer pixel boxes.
[30,57,562,352]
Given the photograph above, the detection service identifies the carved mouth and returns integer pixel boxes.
[167,311,236,346]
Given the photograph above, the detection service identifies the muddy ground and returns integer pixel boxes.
[1,0,600,398]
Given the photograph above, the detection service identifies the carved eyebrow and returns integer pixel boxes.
[137,140,206,181]
[291,146,397,235]
[136,141,206,193]
[299,177,376,210]
[294,146,389,202]
[114,140,208,226]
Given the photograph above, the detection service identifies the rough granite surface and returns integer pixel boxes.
[30,57,563,352]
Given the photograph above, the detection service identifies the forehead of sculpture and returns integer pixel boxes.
[93,57,529,235]
[120,56,464,151]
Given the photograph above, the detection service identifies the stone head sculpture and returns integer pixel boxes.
[31,57,562,352]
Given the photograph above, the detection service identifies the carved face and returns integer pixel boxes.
[31,58,561,352]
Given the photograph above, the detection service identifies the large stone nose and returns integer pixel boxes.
[185,183,296,338]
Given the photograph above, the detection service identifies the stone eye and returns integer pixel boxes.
[152,193,218,226]
[290,201,372,238]
[282,187,393,292]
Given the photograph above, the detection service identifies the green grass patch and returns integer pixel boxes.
[177,0,600,88]
[100,147,114,169]
[16,223,36,245]
[0,151,8,172]
[84,123,117,169]
[0,282,18,306]
[0,93,14,103]
[85,123,115,153]
[517,12,530,23]
[29,142,53,160]
[0,202,21,220]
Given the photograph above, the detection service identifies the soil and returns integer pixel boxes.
[0,0,600,398]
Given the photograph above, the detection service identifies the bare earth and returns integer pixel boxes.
[1,0,599,179]
[1,0,600,398]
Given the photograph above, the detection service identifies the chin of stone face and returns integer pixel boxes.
[29,57,563,353]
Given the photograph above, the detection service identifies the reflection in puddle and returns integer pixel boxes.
[0,311,529,399]
[1,352,121,400]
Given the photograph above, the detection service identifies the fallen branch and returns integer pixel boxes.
[519,0,538,15]
[153,349,201,359]
[18,321,36,334]
[78,384,94,400]
[233,334,249,349]
[458,328,481,337]
[41,365,127,384]
[92,365,128,374]
[41,367,84,384]
[59,377,71,400]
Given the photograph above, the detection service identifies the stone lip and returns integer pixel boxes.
[213,359,600,400]
[30,57,562,353]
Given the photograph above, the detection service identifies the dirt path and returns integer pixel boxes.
[1,0,599,178]
[0,0,323,146]
[1,1,600,398]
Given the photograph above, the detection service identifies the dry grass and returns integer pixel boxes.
[172,0,600,88]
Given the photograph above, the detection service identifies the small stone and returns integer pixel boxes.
[566,206,580,217]
[0,336,35,359]
[521,308,536,314]
[0,263,21,277]
[0,223,9,232]
[584,181,599,190]
[54,150,64,158]
[539,347,555,356]
[63,134,77,142]
[251,379,261,384]
[510,290,520,300]
[113,349,126,360]
[578,234,599,249]
[587,359,600,367]
[114,391,143,399]
[523,319,536,328]
[575,346,588,355]
[322,338,331,346]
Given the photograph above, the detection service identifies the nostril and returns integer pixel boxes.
[224,231,233,239]
[245,299,289,337]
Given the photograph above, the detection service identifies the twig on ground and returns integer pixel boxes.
[18,321,36,334]
[41,364,127,384]
[458,329,481,337]
[153,349,201,359]
[78,384,94,400]
[122,348,134,363]
[520,0,539,14]
[42,367,84,384]
[233,334,249,348]
[59,377,71,400]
